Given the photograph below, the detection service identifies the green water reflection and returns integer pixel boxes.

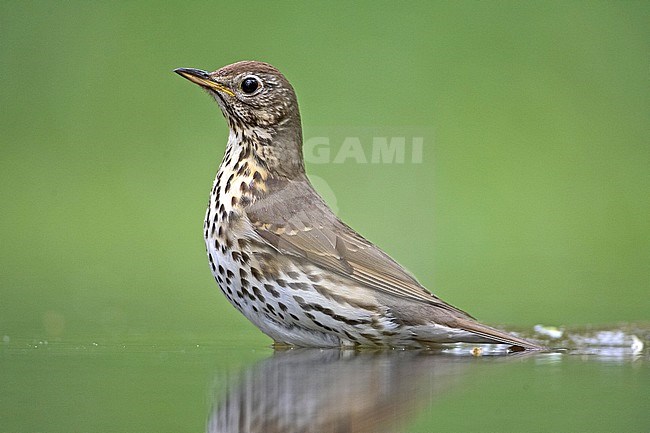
[2,325,647,433]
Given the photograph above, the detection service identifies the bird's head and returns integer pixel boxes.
[175,61,304,178]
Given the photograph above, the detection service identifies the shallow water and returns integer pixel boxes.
[1,323,648,433]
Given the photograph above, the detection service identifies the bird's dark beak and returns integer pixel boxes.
[174,67,235,96]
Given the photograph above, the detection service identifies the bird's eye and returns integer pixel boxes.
[240,76,261,94]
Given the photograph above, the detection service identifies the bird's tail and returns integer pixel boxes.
[409,317,544,351]
[454,317,544,350]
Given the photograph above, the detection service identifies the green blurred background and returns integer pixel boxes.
[1,1,648,344]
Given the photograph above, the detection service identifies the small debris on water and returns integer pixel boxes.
[534,324,564,339]
[630,335,644,355]
[570,330,637,347]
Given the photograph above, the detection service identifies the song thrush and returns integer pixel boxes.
[174,61,542,351]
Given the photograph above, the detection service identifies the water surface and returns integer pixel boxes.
[2,324,647,432]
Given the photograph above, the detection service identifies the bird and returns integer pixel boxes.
[174,61,542,351]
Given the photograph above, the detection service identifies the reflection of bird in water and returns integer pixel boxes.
[207,349,482,433]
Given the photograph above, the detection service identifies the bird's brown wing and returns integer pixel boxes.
[245,178,472,317]
[246,178,544,349]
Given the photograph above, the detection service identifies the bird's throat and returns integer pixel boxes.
[208,130,270,225]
